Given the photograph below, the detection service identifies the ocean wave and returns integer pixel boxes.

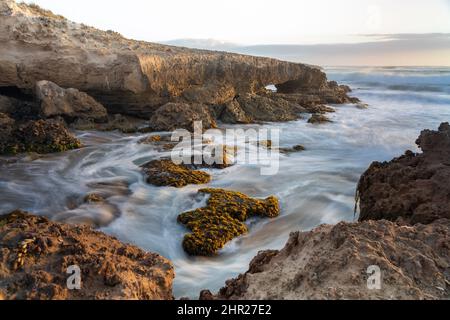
[325,67,450,93]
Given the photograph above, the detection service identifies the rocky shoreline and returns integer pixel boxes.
[1,124,448,300]
[0,0,358,157]
[0,0,449,300]
[199,123,450,300]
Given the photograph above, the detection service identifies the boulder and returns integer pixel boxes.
[35,80,107,122]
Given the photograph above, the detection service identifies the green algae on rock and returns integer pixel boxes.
[178,188,280,256]
[141,159,211,188]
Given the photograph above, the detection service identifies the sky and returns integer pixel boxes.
[22,0,450,65]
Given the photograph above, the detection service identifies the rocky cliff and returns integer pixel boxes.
[0,0,355,120]
[201,123,450,300]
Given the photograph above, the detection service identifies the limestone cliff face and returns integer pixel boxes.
[0,0,336,117]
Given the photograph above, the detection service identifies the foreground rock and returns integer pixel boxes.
[35,80,107,122]
[0,0,357,125]
[178,189,280,256]
[0,210,174,300]
[202,219,449,300]
[141,159,211,188]
[0,115,81,155]
[357,122,450,224]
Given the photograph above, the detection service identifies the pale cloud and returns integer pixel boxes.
[22,0,450,44]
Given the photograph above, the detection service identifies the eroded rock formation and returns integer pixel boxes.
[0,0,356,126]
[0,210,174,300]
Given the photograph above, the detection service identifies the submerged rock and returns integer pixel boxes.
[0,118,81,155]
[35,80,107,122]
[357,122,450,224]
[279,144,306,153]
[203,219,450,300]
[308,114,333,124]
[83,193,105,204]
[141,159,211,188]
[178,188,280,256]
[0,210,174,300]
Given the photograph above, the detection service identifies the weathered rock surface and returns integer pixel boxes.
[0,0,356,122]
[202,219,449,300]
[0,116,81,155]
[234,94,301,123]
[147,103,217,132]
[71,114,144,133]
[357,122,450,224]
[0,210,174,300]
[178,188,279,256]
[35,80,107,122]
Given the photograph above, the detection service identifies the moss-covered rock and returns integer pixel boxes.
[0,118,81,155]
[141,159,211,188]
[178,188,280,256]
